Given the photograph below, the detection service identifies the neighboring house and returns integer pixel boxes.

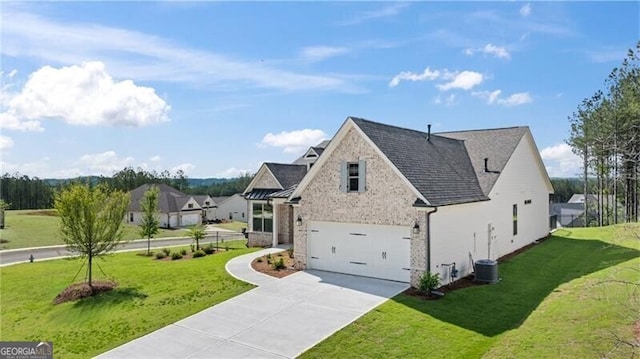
[568,193,616,205]
[212,194,248,222]
[193,195,215,222]
[245,117,553,287]
[127,184,202,228]
[550,202,586,228]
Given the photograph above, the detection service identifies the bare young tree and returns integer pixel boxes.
[138,185,160,255]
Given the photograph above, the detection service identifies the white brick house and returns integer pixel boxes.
[245,117,553,287]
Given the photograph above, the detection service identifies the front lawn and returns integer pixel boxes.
[0,209,187,249]
[301,225,640,359]
[0,246,258,358]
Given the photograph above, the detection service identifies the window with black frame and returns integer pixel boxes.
[252,202,273,232]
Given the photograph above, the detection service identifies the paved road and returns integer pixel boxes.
[0,231,245,266]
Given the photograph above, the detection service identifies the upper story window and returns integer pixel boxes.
[340,160,366,193]
[188,203,194,209]
[205,201,210,206]
[524,199,532,205]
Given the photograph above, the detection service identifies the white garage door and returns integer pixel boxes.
[181,212,201,226]
[307,221,411,282]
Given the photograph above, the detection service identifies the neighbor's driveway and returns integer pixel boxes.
[97,248,408,358]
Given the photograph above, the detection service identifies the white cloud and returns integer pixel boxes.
[217,167,253,178]
[171,163,195,175]
[389,67,440,87]
[2,9,358,93]
[472,90,532,106]
[1,62,170,128]
[434,94,456,106]
[340,3,410,26]
[150,156,161,162]
[78,150,135,176]
[261,129,328,153]
[7,69,17,78]
[300,46,350,62]
[437,71,484,91]
[0,113,43,131]
[482,44,510,59]
[0,135,14,150]
[540,143,582,177]
[464,44,510,59]
[498,92,533,106]
[520,3,532,17]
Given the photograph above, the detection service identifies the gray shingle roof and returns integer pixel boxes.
[129,183,188,213]
[351,117,489,206]
[211,196,229,206]
[437,127,527,195]
[265,163,308,189]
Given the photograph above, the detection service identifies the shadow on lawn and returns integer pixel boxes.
[393,235,638,337]
[73,287,148,308]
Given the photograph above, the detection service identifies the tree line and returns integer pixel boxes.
[568,41,640,226]
[0,167,254,210]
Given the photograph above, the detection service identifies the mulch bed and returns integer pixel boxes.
[251,251,299,278]
[53,280,117,305]
[404,235,551,300]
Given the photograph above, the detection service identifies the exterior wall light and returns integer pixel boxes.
[413,222,420,234]
[296,216,302,226]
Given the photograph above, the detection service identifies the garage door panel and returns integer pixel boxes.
[307,221,410,282]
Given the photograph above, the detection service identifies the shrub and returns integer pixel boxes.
[271,257,286,270]
[136,251,154,257]
[162,248,171,256]
[192,250,206,258]
[171,252,183,260]
[256,257,263,263]
[190,244,195,253]
[155,252,166,260]
[418,272,441,294]
[287,248,294,258]
[203,246,215,255]
[180,249,187,256]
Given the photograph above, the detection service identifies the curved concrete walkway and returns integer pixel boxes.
[98,247,408,359]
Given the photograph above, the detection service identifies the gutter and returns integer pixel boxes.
[425,206,438,273]
[412,198,438,274]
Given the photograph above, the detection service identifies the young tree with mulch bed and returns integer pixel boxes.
[54,183,130,290]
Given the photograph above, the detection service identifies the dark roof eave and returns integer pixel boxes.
[413,196,490,208]
[285,196,301,205]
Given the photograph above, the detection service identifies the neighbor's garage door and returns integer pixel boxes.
[181,212,201,226]
[307,221,411,282]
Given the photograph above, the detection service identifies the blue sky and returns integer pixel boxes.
[1,1,638,179]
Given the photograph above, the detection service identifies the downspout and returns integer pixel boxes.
[425,206,438,273]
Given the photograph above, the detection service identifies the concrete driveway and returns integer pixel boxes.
[98,249,408,358]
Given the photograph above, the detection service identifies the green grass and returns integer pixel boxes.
[209,221,248,232]
[301,225,640,359]
[0,246,258,358]
[0,209,187,250]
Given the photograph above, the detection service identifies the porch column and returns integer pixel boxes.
[272,204,278,247]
